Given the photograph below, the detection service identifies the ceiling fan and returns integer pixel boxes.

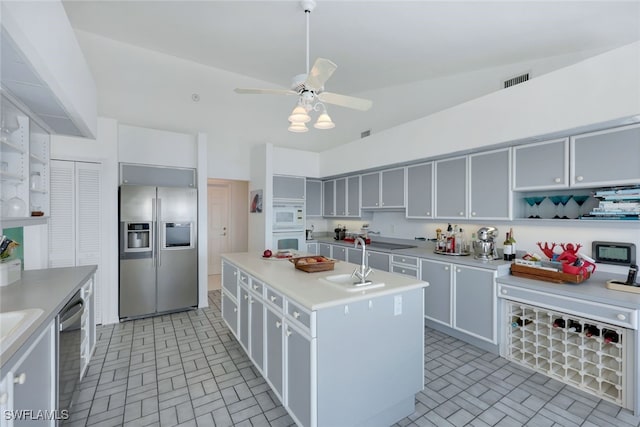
[234,0,372,132]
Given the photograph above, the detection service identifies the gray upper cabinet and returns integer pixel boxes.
[335,178,347,216]
[361,172,380,208]
[435,156,467,219]
[347,176,361,217]
[381,168,405,208]
[571,124,640,187]
[406,163,433,218]
[273,175,305,200]
[469,148,511,220]
[305,179,322,217]
[513,139,568,190]
[323,176,360,217]
[322,180,335,216]
[361,168,405,209]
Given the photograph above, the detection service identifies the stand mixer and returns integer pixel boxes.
[473,227,499,260]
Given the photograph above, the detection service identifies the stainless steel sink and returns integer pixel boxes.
[0,308,44,354]
[319,274,385,292]
[367,242,417,250]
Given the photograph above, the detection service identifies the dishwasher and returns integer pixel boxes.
[57,290,84,416]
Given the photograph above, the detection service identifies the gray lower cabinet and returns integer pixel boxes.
[306,243,318,255]
[222,261,238,295]
[513,138,568,190]
[250,295,264,371]
[453,265,496,344]
[222,292,238,335]
[571,123,640,187]
[469,148,511,220]
[305,179,322,216]
[285,324,313,427]
[240,287,250,350]
[332,245,347,261]
[11,322,55,425]
[347,247,362,265]
[420,259,452,326]
[366,250,390,272]
[265,307,284,398]
[406,163,433,218]
[318,243,331,258]
[421,259,497,345]
[435,156,467,219]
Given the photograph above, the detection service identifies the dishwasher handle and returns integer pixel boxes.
[59,300,84,332]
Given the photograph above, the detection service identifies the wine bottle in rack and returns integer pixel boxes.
[603,329,619,344]
[567,320,582,333]
[511,316,532,328]
[584,324,600,337]
[552,318,566,328]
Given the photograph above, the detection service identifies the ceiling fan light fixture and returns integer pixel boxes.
[288,122,309,133]
[314,112,335,129]
[288,105,311,123]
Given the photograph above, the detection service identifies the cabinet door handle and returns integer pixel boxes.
[617,314,627,321]
[253,284,258,290]
[426,211,430,216]
[233,308,237,313]
[501,289,508,295]
[244,294,248,300]
[270,296,277,302]
[459,211,464,216]
[457,269,461,273]
[286,329,292,337]
[444,266,449,271]
[233,271,237,276]
[14,373,26,385]
[576,176,584,182]
[554,177,561,183]
[293,311,301,319]
[276,321,281,328]
[471,212,476,216]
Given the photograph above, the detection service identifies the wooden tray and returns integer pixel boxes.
[510,263,590,284]
[289,256,336,273]
[606,279,640,294]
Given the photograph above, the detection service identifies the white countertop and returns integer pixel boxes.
[0,266,97,368]
[222,252,428,311]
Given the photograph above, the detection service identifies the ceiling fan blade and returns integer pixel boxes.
[234,88,297,95]
[318,92,373,111]
[305,58,337,91]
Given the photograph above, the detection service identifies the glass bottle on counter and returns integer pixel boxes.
[508,228,516,260]
[503,232,513,261]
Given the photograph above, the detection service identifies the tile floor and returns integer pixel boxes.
[67,291,640,427]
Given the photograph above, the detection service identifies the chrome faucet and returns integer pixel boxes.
[352,236,373,286]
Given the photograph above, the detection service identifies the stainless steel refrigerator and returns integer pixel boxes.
[119,185,198,320]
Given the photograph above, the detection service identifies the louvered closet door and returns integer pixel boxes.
[49,160,102,324]
[49,160,76,268]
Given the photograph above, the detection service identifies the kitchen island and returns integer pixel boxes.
[221,252,428,427]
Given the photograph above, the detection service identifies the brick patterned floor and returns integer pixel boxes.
[66,291,640,426]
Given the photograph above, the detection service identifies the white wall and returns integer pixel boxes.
[272,147,320,178]
[248,144,273,252]
[118,124,197,168]
[319,41,640,177]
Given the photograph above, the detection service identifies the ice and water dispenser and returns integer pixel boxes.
[125,222,151,252]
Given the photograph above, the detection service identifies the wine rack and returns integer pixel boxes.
[504,301,632,408]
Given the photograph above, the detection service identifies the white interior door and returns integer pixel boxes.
[208,183,230,275]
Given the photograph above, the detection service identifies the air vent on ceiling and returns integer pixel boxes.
[503,73,529,89]
[361,129,371,138]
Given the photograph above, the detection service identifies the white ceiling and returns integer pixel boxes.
[62,0,640,151]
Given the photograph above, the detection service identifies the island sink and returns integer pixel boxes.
[320,274,385,292]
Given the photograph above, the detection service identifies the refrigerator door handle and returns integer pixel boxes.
[157,198,162,267]
[152,198,157,267]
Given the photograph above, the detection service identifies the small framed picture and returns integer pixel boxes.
[250,190,263,213]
